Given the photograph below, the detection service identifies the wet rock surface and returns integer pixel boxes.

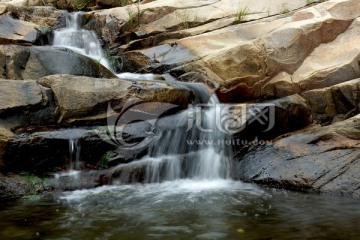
[233,114,360,197]
[0,45,116,80]
[38,74,195,122]
[0,174,33,200]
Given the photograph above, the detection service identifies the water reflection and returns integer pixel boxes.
[1,181,360,240]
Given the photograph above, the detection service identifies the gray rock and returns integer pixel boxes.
[0,45,116,80]
[234,114,360,197]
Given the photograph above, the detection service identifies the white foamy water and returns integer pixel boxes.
[52,13,234,194]
[60,179,263,203]
[52,12,112,70]
[116,72,157,80]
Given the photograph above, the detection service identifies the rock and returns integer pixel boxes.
[45,170,105,191]
[0,80,43,114]
[112,0,356,101]
[0,128,14,169]
[0,15,41,45]
[90,0,312,45]
[56,0,97,11]
[85,0,315,74]
[38,74,195,122]
[0,174,33,200]
[234,114,360,197]
[301,78,360,124]
[4,128,117,174]
[232,94,312,141]
[4,5,65,29]
[292,18,360,92]
[197,5,352,100]
[0,79,56,129]
[260,72,298,99]
[0,45,116,80]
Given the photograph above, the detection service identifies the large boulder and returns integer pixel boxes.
[0,80,56,129]
[301,79,360,124]
[234,114,360,197]
[85,0,316,74]
[0,45,116,79]
[194,0,355,101]
[4,5,65,29]
[0,15,42,45]
[0,80,43,113]
[37,74,195,122]
[232,94,312,141]
[0,174,33,200]
[292,18,360,92]
[4,128,115,173]
[89,0,313,45]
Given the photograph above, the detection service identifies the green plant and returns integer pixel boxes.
[307,0,314,4]
[20,173,45,195]
[97,151,116,169]
[178,10,200,30]
[73,0,93,11]
[117,0,132,7]
[234,6,248,23]
[126,4,147,30]
[281,3,290,14]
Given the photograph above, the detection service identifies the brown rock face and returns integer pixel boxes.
[301,79,360,124]
[38,74,195,122]
[0,79,54,129]
[0,45,116,80]
[0,128,14,169]
[0,15,41,45]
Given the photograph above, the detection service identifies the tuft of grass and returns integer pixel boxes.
[97,151,115,169]
[234,6,248,23]
[176,10,200,30]
[127,9,136,28]
[117,0,132,7]
[307,0,314,4]
[73,0,93,11]
[281,3,290,14]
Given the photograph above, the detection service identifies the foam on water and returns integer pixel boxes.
[60,179,263,203]
[52,12,112,70]
[116,72,157,80]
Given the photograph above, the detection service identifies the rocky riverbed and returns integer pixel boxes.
[1,0,360,201]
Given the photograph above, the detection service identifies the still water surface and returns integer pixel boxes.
[1,179,360,240]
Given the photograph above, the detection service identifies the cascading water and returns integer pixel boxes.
[52,12,112,70]
[69,139,82,171]
[51,12,233,185]
[112,83,232,183]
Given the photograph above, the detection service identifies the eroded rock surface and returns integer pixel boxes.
[234,114,360,197]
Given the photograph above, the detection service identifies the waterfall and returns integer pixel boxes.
[51,12,233,185]
[69,139,82,171]
[52,12,112,70]
[112,84,232,183]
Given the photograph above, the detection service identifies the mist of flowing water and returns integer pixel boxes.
[69,139,82,171]
[52,12,112,70]
[52,13,232,184]
[111,83,232,184]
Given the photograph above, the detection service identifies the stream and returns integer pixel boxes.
[1,11,360,240]
[1,183,360,239]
